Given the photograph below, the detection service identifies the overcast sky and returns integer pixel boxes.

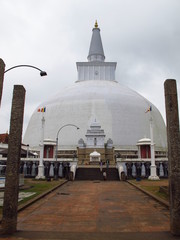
[0,0,180,137]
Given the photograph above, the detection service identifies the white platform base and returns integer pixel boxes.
[148,175,160,180]
[148,165,160,180]
[36,165,45,179]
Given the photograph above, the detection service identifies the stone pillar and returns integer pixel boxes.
[164,79,180,236]
[137,145,141,159]
[0,58,5,106]
[36,115,45,179]
[148,118,159,180]
[1,85,26,234]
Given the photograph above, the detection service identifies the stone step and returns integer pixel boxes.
[75,167,119,181]
[77,164,115,168]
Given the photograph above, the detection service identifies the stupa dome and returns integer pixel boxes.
[23,22,167,152]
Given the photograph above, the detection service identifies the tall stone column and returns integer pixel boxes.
[1,85,26,234]
[148,118,159,180]
[0,58,5,106]
[36,115,45,179]
[164,79,180,236]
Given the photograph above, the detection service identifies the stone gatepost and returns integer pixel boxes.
[164,79,180,236]
[1,85,26,234]
[0,58,5,106]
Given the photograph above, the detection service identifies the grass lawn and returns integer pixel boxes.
[128,179,169,202]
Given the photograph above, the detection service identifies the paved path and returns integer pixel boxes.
[1,181,179,239]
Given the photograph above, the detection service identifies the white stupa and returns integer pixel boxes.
[23,21,167,152]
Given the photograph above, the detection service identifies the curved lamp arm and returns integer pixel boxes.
[55,124,79,161]
[56,124,79,139]
[4,65,47,76]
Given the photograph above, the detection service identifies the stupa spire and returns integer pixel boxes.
[76,22,116,82]
[87,21,105,62]
[95,20,98,28]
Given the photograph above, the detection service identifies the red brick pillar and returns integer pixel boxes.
[0,58,5,106]
[164,79,180,235]
[1,85,26,234]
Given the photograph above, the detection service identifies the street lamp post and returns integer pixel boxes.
[0,59,5,106]
[0,62,47,107]
[0,59,47,235]
[54,124,79,180]
[4,64,47,76]
[26,144,29,158]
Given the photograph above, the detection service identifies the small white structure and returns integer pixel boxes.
[90,150,101,162]
[137,137,151,159]
[43,138,56,158]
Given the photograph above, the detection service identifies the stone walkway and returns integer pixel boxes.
[17,181,170,233]
[0,181,179,239]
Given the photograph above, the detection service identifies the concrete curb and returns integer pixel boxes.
[17,180,68,213]
[127,180,170,209]
[0,180,68,223]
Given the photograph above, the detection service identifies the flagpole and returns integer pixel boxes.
[36,112,45,179]
[148,116,159,180]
